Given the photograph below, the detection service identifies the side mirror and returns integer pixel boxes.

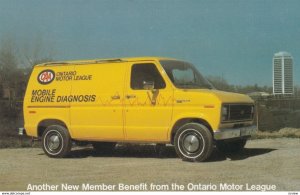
[143,81,155,90]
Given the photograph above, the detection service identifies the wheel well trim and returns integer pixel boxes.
[37,119,70,137]
[169,117,213,144]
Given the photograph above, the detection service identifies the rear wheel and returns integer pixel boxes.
[174,123,213,162]
[216,139,247,153]
[92,142,116,154]
[42,125,72,158]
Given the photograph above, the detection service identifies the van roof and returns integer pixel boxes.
[36,56,177,66]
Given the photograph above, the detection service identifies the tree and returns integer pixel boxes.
[206,75,273,94]
[206,75,235,92]
[0,38,18,87]
[21,35,55,67]
[0,35,55,100]
[295,85,300,97]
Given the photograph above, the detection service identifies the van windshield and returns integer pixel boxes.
[160,60,213,89]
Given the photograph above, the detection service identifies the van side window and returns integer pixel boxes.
[130,63,166,90]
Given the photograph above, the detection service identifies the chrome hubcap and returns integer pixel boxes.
[183,134,200,153]
[48,135,60,151]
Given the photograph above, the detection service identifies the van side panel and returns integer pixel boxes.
[69,63,126,140]
[23,65,73,137]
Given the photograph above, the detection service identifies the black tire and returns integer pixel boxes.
[216,139,247,154]
[92,142,116,154]
[174,123,213,162]
[42,125,72,158]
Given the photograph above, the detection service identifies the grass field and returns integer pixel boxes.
[253,128,300,139]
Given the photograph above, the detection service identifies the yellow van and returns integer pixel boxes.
[22,57,256,162]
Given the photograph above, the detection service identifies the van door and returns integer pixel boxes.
[124,62,173,142]
[70,63,125,140]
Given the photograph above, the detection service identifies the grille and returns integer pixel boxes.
[223,104,254,122]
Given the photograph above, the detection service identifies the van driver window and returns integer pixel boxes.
[130,63,166,90]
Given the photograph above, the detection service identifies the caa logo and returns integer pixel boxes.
[37,69,55,84]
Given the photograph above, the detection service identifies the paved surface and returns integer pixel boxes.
[0,138,299,191]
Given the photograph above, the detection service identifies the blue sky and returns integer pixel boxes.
[0,0,300,86]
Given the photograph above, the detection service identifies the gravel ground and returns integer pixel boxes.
[0,138,299,191]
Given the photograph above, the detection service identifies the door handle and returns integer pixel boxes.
[126,94,136,99]
[111,95,120,100]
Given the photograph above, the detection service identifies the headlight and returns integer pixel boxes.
[221,105,229,121]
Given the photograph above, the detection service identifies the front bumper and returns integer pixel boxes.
[214,125,257,140]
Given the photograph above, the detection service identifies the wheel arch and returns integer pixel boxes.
[170,118,213,144]
[37,119,69,137]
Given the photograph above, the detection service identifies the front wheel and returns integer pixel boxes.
[42,125,72,158]
[174,123,213,162]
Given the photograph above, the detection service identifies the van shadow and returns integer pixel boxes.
[66,144,178,159]
[57,144,277,161]
[206,147,277,162]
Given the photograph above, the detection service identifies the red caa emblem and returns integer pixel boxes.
[37,70,55,84]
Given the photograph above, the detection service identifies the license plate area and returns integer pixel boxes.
[240,126,255,136]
